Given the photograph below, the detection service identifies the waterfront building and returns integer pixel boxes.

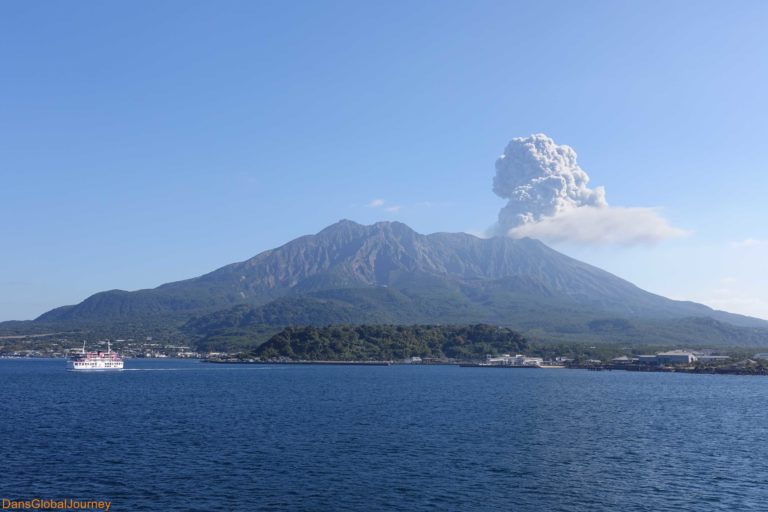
[696,355,730,363]
[486,354,543,367]
[656,351,697,365]
[636,351,698,365]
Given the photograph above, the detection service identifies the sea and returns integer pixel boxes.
[2,358,767,511]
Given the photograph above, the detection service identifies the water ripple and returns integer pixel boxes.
[2,360,768,511]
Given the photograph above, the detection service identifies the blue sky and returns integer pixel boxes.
[2,0,767,320]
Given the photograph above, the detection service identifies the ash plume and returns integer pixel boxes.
[492,134,685,245]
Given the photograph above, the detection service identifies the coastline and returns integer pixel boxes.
[202,359,393,366]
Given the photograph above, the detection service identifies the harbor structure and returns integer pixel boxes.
[630,350,698,366]
[485,354,544,367]
[655,350,697,365]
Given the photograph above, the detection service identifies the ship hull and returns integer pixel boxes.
[67,342,124,371]
[67,360,124,371]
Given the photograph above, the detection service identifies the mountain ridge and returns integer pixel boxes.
[12,219,767,347]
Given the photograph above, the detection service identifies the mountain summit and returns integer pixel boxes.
[32,220,768,346]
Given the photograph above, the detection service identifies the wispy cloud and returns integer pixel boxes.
[681,244,768,320]
[365,198,401,213]
[732,238,768,249]
[693,276,768,320]
[508,206,689,245]
[366,198,386,208]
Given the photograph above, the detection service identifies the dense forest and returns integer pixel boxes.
[254,324,528,361]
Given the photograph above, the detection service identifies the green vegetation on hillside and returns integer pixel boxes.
[181,293,768,352]
[254,324,528,361]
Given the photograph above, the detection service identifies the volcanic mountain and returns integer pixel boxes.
[27,220,768,347]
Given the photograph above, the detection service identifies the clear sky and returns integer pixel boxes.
[2,0,767,321]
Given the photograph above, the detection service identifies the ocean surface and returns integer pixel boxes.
[2,359,768,511]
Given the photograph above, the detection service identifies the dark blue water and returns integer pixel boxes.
[2,359,768,511]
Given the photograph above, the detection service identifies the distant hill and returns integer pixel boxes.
[185,288,768,352]
[7,219,768,349]
[253,324,528,361]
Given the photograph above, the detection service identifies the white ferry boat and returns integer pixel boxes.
[67,341,124,371]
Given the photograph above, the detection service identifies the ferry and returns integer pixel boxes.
[67,341,124,371]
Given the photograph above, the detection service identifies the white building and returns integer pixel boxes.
[655,350,697,365]
[636,351,697,365]
[486,354,543,367]
[611,356,638,365]
[696,355,730,363]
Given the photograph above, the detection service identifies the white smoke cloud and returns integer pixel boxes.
[509,206,687,245]
[493,134,686,245]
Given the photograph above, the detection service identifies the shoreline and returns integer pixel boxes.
[570,364,768,376]
[202,359,393,366]
[202,358,768,375]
